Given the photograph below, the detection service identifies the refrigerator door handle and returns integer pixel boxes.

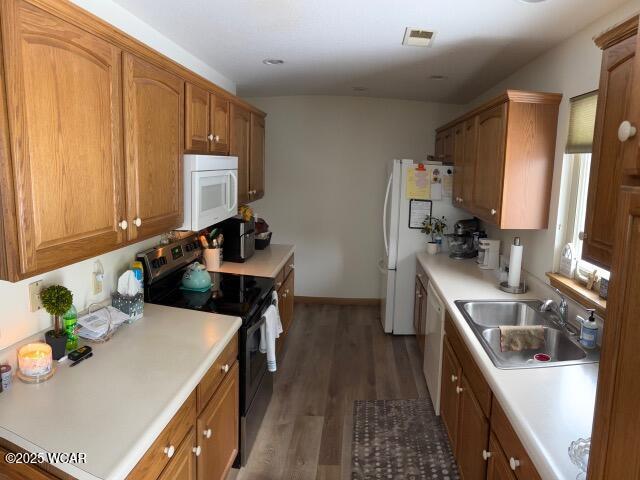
[383,171,393,256]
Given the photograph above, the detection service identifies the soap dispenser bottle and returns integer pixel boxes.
[579,309,598,349]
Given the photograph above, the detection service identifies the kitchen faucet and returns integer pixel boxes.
[540,289,572,332]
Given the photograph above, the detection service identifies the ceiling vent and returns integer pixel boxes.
[402,28,434,47]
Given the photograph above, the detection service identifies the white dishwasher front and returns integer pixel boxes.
[423,281,445,415]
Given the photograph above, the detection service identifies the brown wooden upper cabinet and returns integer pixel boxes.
[250,113,266,201]
[0,0,127,279]
[184,82,230,155]
[436,90,561,229]
[123,53,184,241]
[435,128,454,163]
[583,19,639,270]
[230,104,252,204]
[0,0,265,281]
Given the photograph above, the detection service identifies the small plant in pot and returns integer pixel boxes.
[422,215,448,254]
[40,285,73,360]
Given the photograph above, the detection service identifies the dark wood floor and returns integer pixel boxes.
[230,303,428,480]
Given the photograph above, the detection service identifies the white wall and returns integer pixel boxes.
[246,96,462,298]
[463,0,640,282]
[0,0,237,355]
[69,0,236,93]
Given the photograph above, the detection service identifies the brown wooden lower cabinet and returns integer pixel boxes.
[441,337,462,448]
[0,446,58,480]
[487,433,516,480]
[456,375,490,480]
[276,254,295,356]
[197,362,239,480]
[441,316,541,480]
[157,429,197,480]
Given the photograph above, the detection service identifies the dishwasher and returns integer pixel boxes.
[422,281,445,415]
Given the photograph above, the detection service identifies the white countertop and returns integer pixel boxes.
[417,252,596,480]
[210,244,294,278]
[0,304,241,480]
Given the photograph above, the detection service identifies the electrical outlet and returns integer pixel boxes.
[28,280,43,312]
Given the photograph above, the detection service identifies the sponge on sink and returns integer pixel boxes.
[499,325,545,352]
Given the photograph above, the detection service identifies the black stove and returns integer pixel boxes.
[137,233,275,467]
[146,267,274,323]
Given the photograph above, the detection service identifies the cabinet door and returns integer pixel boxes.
[1,0,126,276]
[435,132,445,161]
[474,104,507,223]
[589,187,640,479]
[583,34,637,270]
[123,53,184,241]
[185,83,210,152]
[443,128,454,164]
[282,269,295,334]
[462,117,478,209]
[210,94,230,155]
[413,278,423,352]
[250,113,266,201]
[158,429,197,480]
[197,362,239,480]
[0,447,56,480]
[230,104,251,204]
[441,337,462,449]
[456,375,490,480]
[486,433,517,480]
[452,123,465,207]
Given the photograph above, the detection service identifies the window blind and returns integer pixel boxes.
[566,90,598,154]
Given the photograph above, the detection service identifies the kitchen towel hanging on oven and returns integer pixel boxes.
[260,291,283,372]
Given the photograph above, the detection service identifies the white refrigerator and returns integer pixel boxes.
[379,159,466,334]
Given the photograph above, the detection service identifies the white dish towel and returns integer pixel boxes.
[260,291,283,372]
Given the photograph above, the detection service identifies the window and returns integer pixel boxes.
[563,91,610,281]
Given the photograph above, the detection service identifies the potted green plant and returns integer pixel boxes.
[40,285,73,360]
[422,215,448,254]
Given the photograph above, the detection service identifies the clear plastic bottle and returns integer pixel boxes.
[63,305,78,351]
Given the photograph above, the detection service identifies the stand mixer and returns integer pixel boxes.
[446,218,483,259]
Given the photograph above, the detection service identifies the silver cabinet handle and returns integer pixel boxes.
[491,209,497,215]
[276,282,283,288]
[456,386,464,394]
[289,264,295,269]
[509,457,520,471]
[119,220,128,230]
[618,120,637,142]
[208,133,214,141]
[450,374,458,383]
[214,135,220,143]
[203,428,212,439]
[164,445,175,458]
[134,217,142,227]
[282,292,288,298]
[221,364,230,373]
[192,445,202,457]
[482,450,492,461]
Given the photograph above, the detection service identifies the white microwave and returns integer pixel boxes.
[181,154,238,231]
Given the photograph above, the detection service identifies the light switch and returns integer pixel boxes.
[28,280,43,312]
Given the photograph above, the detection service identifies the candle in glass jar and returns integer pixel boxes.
[18,343,52,378]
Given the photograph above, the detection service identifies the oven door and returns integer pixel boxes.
[191,169,237,230]
[243,310,269,412]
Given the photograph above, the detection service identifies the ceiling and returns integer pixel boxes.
[113,0,629,103]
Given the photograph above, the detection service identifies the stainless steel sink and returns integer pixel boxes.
[455,300,599,369]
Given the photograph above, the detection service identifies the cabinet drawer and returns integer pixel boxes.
[197,335,238,413]
[416,261,428,289]
[275,267,285,290]
[444,313,492,417]
[491,401,541,480]
[127,391,196,480]
[284,253,295,280]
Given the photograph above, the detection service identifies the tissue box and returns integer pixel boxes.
[111,292,144,322]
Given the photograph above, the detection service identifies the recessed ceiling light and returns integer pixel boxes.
[429,75,447,80]
[402,28,435,47]
[353,86,368,92]
[262,59,284,65]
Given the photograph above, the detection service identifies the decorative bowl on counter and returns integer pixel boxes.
[568,437,590,480]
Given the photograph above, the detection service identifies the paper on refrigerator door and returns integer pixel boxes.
[406,167,430,199]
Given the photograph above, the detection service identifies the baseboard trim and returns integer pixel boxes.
[294,296,381,307]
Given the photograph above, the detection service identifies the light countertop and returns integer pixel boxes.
[417,252,596,480]
[211,244,294,278]
[0,304,241,480]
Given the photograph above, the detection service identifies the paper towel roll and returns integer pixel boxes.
[508,239,523,288]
